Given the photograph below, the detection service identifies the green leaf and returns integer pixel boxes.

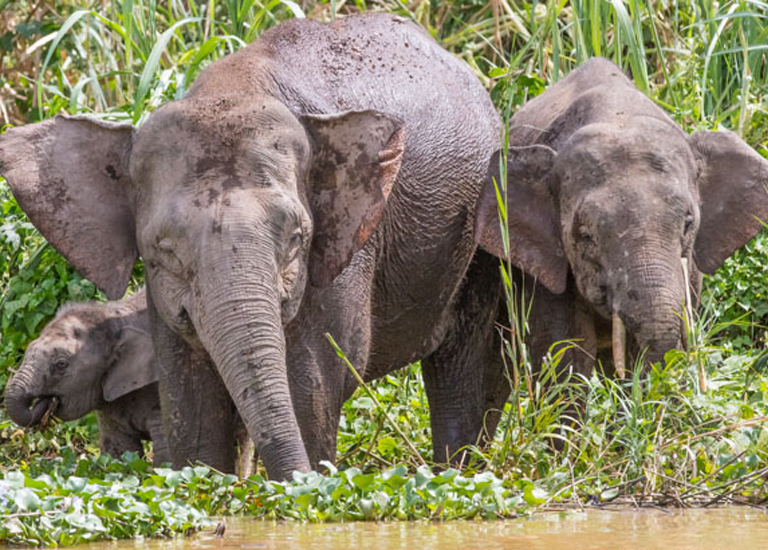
[280,0,305,18]
[134,17,202,122]
[352,473,375,491]
[523,485,548,506]
[14,488,42,511]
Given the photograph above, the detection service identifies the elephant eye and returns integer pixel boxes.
[52,359,69,373]
[152,238,185,275]
[578,225,595,245]
[285,230,303,263]
[683,213,694,234]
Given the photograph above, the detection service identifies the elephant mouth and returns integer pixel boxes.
[27,395,60,427]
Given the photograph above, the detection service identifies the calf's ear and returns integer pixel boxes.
[302,110,404,288]
[691,130,768,274]
[103,327,158,402]
[474,146,568,294]
[0,115,137,299]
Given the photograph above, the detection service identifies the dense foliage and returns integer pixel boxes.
[1,0,768,545]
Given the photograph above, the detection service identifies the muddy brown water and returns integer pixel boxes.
[85,508,767,550]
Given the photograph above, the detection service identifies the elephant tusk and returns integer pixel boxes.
[612,312,627,379]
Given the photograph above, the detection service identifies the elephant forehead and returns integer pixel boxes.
[29,333,81,361]
[560,121,695,182]
[40,316,88,344]
[134,96,307,158]
[131,98,310,194]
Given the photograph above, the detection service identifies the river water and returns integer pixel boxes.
[85,508,767,550]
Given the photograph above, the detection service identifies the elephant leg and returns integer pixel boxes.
[96,411,144,460]
[519,271,597,448]
[479,308,514,440]
[519,269,596,382]
[285,276,374,470]
[303,404,342,469]
[148,291,237,473]
[422,250,502,466]
[289,358,344,469]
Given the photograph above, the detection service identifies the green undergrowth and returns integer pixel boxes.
[1,0,768,545]
[0,450,543,545]
[3,334,768,545]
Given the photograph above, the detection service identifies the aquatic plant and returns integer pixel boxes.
[0,0,767,545]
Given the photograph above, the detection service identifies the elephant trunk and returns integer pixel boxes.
[616,256,686,367]
[193,245,310,481]
[4,367,51,427]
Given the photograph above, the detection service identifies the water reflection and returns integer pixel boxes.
[86,508,768,550]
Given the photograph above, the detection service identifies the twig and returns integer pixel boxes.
[325,333,427,467]
[661,416,768,449]
[2,511,57,519]
[702,468,768,508]
[680,450,747,497]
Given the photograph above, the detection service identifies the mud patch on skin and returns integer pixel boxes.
[105,164,119,180]
[222,176,242,190]
[41,175,71,213]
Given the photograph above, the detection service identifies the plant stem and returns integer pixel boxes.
[325,333,427,467]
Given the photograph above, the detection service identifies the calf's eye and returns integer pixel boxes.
[52,359,69,372]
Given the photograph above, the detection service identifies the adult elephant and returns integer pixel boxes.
[475,57,768,378]
[0,14,501,479]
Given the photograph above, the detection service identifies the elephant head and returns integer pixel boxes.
[0,95,403,478]
[4,292,155,426]
[476,116,768,367]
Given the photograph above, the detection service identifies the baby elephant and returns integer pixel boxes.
[5,290,257,473]
[4,290,170,463]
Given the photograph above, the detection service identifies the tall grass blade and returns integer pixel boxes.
[134,16,201,122]
[37,10,91,118]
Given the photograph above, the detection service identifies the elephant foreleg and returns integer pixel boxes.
[422,250,503,466]
[520,270,598,448]
[148,291,237,473]
[96,411,144,460]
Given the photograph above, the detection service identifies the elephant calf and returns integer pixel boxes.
[4,290,256,473]
[475,57,768,377]
[4,290,170,463]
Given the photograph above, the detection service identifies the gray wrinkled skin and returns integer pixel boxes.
[0,14,501,478]
[476,57,768,377]
[3,291,171,464]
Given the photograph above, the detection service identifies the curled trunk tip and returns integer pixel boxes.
[5,391,52,427]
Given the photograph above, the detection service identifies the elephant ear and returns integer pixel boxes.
[691,129,768,274]
[102,327,158,402]
[302,110,404,288]
[0,115,137,299]
[474,146,568,294]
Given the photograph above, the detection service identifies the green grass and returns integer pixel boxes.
[1,0,768,545]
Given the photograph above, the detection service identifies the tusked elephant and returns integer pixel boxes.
[475,57,768,378]
[0,13,502,478]
[3,290,258,475]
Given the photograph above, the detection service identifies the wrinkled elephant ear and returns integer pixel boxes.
[691,129,768,274]
[102,326,158,402]
[474,146,568,294]
[0,115,137,299]
[302,110,404,288]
